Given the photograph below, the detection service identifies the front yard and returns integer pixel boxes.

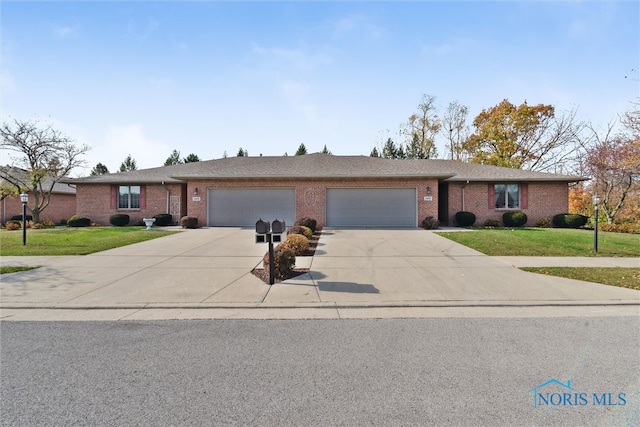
[437,228,640,289]
[0,227,179,256]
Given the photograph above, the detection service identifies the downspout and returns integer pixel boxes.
[461,180,469,211]
[162,181,169,214]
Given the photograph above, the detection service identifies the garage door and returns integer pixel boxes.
[208,188,296,227]
[326,188,416,227]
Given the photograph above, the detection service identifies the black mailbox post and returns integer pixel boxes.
[255,219,286,285]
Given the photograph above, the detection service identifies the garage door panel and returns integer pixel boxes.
[326,188,416,227]
[208,188,295,227]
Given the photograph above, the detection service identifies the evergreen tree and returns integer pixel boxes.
[321,144,332,154]
[183,153,201,163]
[164,149,183,166]
[370,147,380,157]
[295,143,307,156]
[90,162,110,175]
[119,154,137,172]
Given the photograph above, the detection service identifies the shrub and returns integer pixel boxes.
[5,221,21,231]
[40,220,55,227]
[10,214,33,221]
[535,217,553,228]
[32,222,45,229]
[600,223,640,234]
[483,219,503,227]
[109,214,130,226]
[502,211,527,227]
[421,216,440,230]
[294,217,317,233]
[553,213,589,228]
[287,225,312,240]
[455,211,476,227]
[153,213,173,226]
[285,233,309,255]
[263,243,296,279]
[67,215,91,227]
[180,216,198,229]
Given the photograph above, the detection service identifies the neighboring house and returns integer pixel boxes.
[62,154,585,228]
[0,167,77,224]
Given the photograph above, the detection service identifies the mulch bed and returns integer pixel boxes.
[251,230,321,284]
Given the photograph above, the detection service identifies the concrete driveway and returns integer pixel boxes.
[1,228,638,320]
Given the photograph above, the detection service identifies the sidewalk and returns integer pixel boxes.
[1,228,638,320]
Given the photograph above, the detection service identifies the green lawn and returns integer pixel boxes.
[0,266,37,274]
[437,228,640,257]
[522,267,640,291]
[0,227,179,256]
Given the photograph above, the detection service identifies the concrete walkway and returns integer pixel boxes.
[1,228,638,320]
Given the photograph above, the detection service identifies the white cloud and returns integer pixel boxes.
[53,26,76,39]
[1,69,17,94]
[87,124,171,173]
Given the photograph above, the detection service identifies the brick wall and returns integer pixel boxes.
[76,183,185,225]
[1,193,76,224]
[446,181,569,226]
[186,178,439,227]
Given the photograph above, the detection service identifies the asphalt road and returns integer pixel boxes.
[1,318,639,426]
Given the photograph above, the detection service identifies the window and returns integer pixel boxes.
[494,183,520,209]
[118,185,140,209]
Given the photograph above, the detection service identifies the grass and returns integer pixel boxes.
[522,267,640,291]
[437,228,640,257]
[0,226,179,256]
[0,266,38,274]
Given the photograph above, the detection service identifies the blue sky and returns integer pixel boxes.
[2,1,638,174]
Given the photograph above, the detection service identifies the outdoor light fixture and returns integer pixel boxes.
[426,186,432,195]
[193,187,198,195]
[592,193,601,253]
[20,193,28,246]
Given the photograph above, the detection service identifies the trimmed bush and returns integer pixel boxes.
[180,216,198,229]
[263,243,296,279]
[294,217,317,233]
[285,233,309,255]
[153,213,173,226]
[10,214,32,221]
[67,215,91,227]
[553,213,589,228]
[600,223,640,234]
[455,211,476,227]
[535,217,553,228]
[421,216,440,230]
[5,221,21,231]
[287,225,312,240]
[502,211,527,227]
[483,219,503,227]
[109,214,130,226]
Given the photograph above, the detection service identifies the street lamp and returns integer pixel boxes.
[592,193,601,254]
[20,193,28,246]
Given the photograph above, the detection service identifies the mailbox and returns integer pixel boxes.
[271,219,285,234]
[256,219,270,234]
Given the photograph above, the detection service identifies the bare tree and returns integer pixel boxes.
[401,94,441,159]
[442,101,469,161]
[0,119,89,222]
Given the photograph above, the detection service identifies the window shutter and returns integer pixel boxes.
[110,186,117,209]
[140,185,146,209]
[521,183,528,209]
[488,184,494,209]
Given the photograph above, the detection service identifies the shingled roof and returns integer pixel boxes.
[1,166,76,194]
[64,154,586,184]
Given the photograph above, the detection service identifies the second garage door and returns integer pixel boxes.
[208,188,296,227]
[326,188,417,227]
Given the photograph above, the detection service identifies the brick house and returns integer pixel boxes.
[1,168,77,224]
[63,154,585,228]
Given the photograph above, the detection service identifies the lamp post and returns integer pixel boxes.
[592,193,601,254]
[20,193,28,246]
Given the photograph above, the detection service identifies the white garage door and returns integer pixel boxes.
[208,188,296,227]
[326,188,417,227]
